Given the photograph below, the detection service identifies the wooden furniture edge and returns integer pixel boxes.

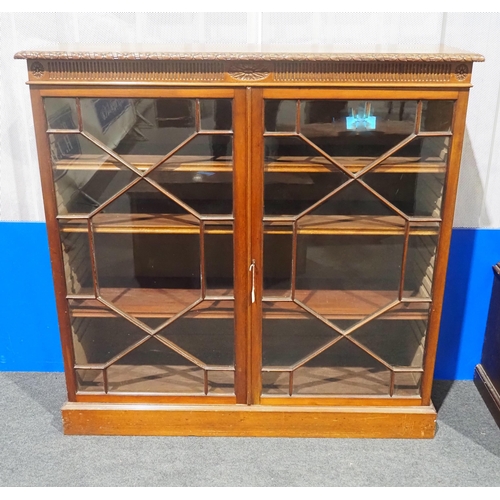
[61,402,437,438]
[474,364,500,426]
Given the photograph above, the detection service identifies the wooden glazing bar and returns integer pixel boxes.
[195,99,200,132]
[197,130,233,135]
[345,336,394,371]
[200,221,206,299]
[296,178,355,220]
[143,177,201,220]
[75,97,83,131]
[47,129,80,134]
[88,176,142,218]
[296,100,301,134]
[418,131,453,137]
[415,101,423,134]
[289,372,294,397]
[103,368,109,394]
[87,218,99,298]
[291,221,297,300]
[204,370,209,395]
[145,132,199,175]
[80,131,141,175]
[357,179,410,220]
[343,300,400,336]
[298,133,355,178]
[354,133,416,179]
[399,222,411,301]
[390,371,395,397]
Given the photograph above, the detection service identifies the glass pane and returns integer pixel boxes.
[107,337,204,394]
[294,233,404,329]
[80,98,196,168]
[362,171,445,217]
[350,303,429,368]
[262,302,339,369]
[75,369,103,392]
[59,220,93,296]
[68,299,148,365]
[294,338,391,395]
[94,229,201,328]
[200,99,232,131]
[148,135,233,215]
[394,372,422,396]
[264,136,349,216]
[49,133,137,215]
[263,223,293,298]
[404,231,439,299]
[421,101,454,132]
[44,98,78,130]
[205,223,234,295]
[265,100,297,132]
[208,371,234,394]
[300,99,416,170]
[157,301,235,367]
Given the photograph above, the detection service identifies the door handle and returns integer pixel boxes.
[249,259,256,304]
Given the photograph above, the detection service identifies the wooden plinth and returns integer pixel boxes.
[62,402,436,438]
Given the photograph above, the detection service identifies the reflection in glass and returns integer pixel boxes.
[107,338,205,393]
[262,302,339,369]
[263,223,293,298]
[394,372,422,396]
[80,98,196,164]
[300,100,416,164]
[59,220,93,296]
[205,223,234,294]
[350,303,429,368]
[76,369,103,392]
[265,100,296,132]
[200,99,232,131]
[363,172,445,218]
[404,233,439,298]
[293,338,390,395]
[158,301,235,367]
[44,98,78,130]
[295,234,403,328]
[421,101,454,132]
[68,299,148,365]
[49,133,137,215]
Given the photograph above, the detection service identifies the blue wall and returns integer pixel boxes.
[1,222,500,379]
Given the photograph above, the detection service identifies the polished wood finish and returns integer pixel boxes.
[21,49,481,437]
[62,402,436,438]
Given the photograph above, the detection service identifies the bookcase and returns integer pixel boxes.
[17,48,483,437]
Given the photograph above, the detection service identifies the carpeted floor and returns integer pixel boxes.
[0,373,499,486]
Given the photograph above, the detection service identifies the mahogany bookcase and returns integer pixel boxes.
[16,48,483,437]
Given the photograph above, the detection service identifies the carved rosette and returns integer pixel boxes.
[30,61,45,78]
[228,63,270,81]
[455,63,469,81]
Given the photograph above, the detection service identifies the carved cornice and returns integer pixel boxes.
[14,50,486,63]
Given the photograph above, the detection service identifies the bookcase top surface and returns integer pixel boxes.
[14,45,485,62]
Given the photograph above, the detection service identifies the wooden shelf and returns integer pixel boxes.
[69,288,428,321]
[53,154,446,174]
[59,214,439,236]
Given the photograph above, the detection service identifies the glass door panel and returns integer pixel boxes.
[48,95,237,397]
[260,96,451,399]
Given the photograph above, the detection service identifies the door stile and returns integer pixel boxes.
[248,87,265,404]
[233,88,251,403]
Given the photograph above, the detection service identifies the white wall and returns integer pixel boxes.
[1,12,499,227]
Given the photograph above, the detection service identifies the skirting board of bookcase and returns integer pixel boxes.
[61,402,437,438]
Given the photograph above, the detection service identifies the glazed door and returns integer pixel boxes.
[41,88,249,403]
[251,89,454,403]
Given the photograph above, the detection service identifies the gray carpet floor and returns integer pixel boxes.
[1,372,499,486]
